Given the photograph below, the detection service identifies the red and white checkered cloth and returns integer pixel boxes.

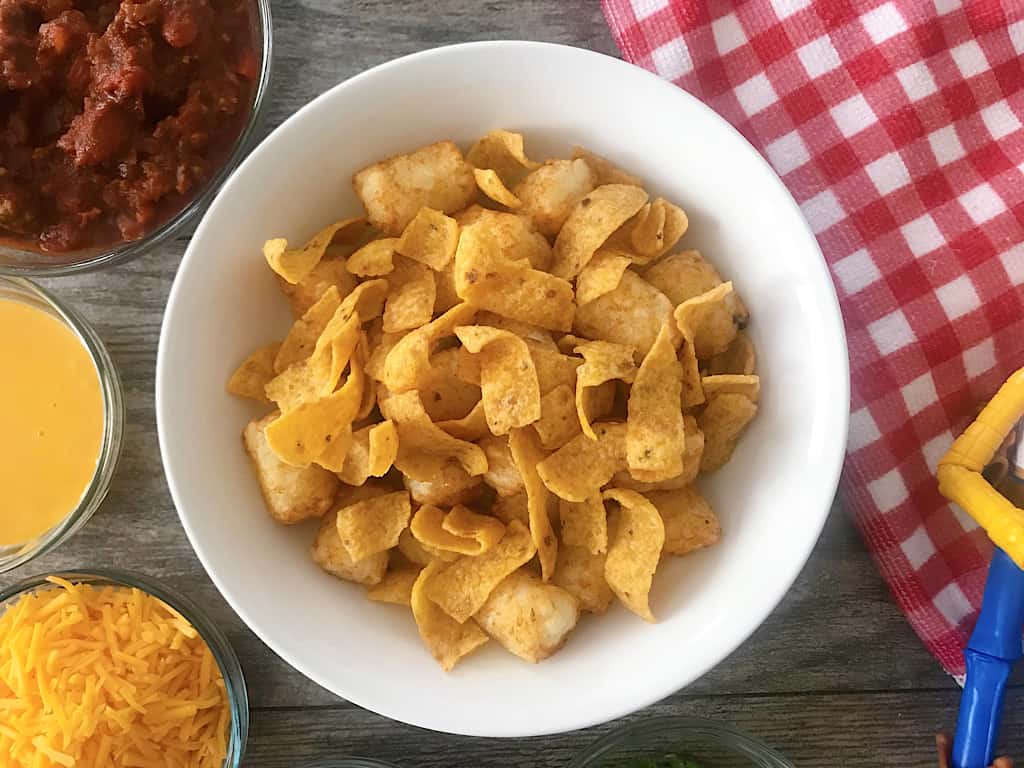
[602,0,1024,677]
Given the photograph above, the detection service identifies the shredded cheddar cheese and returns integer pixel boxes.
[0,577,230,767]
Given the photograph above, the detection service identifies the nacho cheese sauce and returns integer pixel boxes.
[0,298,103,546]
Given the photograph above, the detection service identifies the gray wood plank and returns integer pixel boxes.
[243,690,1024,767]
[253,0,621,150]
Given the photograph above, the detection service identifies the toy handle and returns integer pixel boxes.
[952,548,1024,768]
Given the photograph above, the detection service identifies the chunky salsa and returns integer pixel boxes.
[0,0,259,252]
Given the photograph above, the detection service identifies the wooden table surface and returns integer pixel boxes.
[5,2,1023,766]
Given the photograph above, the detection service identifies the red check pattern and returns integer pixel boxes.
[602,0,1024,677]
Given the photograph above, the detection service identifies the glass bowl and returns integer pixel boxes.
[567,716,794,768]
[0,277,125,573]
[0,569,249,766]
[0,0,273,277]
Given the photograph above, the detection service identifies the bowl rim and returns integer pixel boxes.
[157,39,850,737]
[0,568,250,766]
[565,715,795,768]
[0,277,125,574]
[0,0,274,277]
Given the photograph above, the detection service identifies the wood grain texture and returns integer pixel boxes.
[244,691,1024,767]
[2,2,1019,765]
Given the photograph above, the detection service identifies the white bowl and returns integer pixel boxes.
[157,41,848,738]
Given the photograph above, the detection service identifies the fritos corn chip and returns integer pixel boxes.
[364,322,404,382]
[347,237,398,277]
[536,423,627,502]
[443,505,507,552]
[466,129,538,186]
[534,384,582,450]
[575,248,632,306]
[339,420,398,485]
[618,414,704,490]
[571,146,644,187]
[551,184,648,278]
[699,393,758,471]
[477,311,557,346]
[383,303,477,392]
[509,427,557,581]
[574,270,676,358]
[493,492,530,526]
[455,325,541,435]
[679,337,705,409]
[708,331,757,375]
[279,258,358,318]
[380,390,487,477]
[424,519,536,623]
[455,219,574,332]
[453,208,552,270]
[411,504,505,556]
[383,256,436,333]
[312,509,388,586]
[514,158,597,237]
[337,278,390,324]
[474,168,522,208]
[553,544,614,614]
[603,488,665,622]
[455,344,482,385]
[367,566,420,606]
[674,282,741,360]
[480,435,526,497]
[574,340,636,440]
[436,400,490,441]
[264,360,364,470]
[336,491,411,561]
[396,207,460,271]
[643,487,721,555]
[399,527,457,565]
[701,374,760,401]
[628,198,687,263]
[556,333,590,355]
[227,343,280,402]
[265,311,360,412]
[275,285,342,373]
[417,347,482,421]
[411,561,489,671]
[643,250,723,306]
[264,217,366,284]
[434,261,461,314]
[627,325,685,480]
[559,495,607,555]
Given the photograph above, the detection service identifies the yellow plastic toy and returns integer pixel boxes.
[939,367,1024,567]
[936,366,1024,768]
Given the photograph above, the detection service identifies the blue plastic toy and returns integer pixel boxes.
[951,427,1024,768]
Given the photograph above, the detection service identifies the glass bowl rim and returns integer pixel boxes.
[0,568,250,767]
[566,714,795,768]
[0,0,274,277]
[0,277,125,574]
